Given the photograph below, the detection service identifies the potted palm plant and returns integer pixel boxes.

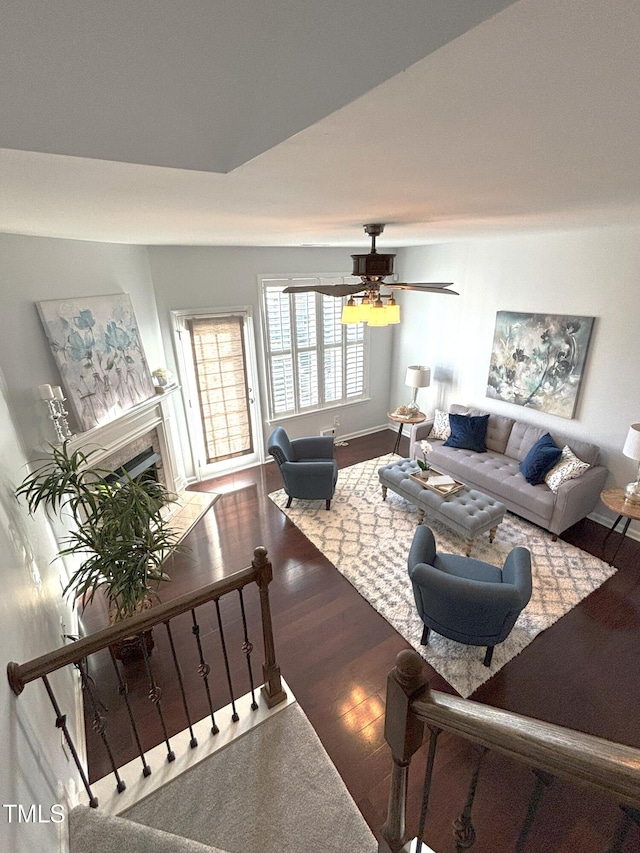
[16,441,183,657]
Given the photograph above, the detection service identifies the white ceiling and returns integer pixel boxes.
[1,0,640,248]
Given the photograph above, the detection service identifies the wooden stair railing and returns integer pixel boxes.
[380,650,640,853]
[7,546,286,807]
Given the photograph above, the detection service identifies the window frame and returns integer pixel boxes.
[260,275,370,421]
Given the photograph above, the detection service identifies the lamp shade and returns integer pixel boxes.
[405,365,431,390]
[386,294,401,324]
[623,423,640,461]
[341,298,361,324]
[367,299,389,327]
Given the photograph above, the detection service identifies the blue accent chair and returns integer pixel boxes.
[408,525,532,666]
[267,426,338,510]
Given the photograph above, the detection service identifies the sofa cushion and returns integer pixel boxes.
[449,404,470,416]
[426,444,556,521]
[447,404,515,455]
[504,422,547,461]
[548,434,600,468]
[485,414,516,455]
[544,445,591,492]
[429,408,452,440]
[519,433,562,485]
[444,414,489,453]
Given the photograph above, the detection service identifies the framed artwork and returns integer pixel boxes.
[486,311,595,419]
[37,293,156,432]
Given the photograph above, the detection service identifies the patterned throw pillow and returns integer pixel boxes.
[429,409,451,440]
[544,445,590,493]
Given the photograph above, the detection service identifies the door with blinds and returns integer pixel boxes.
[173,310,262,479]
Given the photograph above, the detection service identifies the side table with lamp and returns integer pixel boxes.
[388,365,431,455]
[601,423,640,565]
[388,410,426,455]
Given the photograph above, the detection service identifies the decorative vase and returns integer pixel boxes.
[419,469,430,481]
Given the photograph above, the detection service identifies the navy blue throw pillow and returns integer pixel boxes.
[443,414,489,453]
[519,433,562,485]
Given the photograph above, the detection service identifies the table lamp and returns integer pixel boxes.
[405,365,431,414]
[622,423,640,504]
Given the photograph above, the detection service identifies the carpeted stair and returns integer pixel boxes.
[69,806,231,853]
[70,703,377,853]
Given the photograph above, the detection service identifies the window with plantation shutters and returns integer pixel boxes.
[187,315,252,463]
[261,277,368,419]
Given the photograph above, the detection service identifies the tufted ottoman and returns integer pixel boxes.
[378,458,506,556]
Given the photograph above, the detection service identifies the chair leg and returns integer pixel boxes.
[286,496,293,508]
[420,624,431,645]
[483,646,494,667]
[326,499,331,510]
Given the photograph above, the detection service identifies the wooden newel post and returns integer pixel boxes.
[379,650,429,853]
[253,546,287,708]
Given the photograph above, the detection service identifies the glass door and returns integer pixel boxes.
[173,309,262,479]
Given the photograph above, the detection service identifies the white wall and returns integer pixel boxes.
[0,233,167,850]
[0,369,81,852]
[147,245,396,478]
[0,233,164,456]
[394,224,640,526]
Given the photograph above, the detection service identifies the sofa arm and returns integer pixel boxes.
[409,419,435,459]
[548,464,609,536]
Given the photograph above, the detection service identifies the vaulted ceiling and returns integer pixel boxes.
[1,0,639,247]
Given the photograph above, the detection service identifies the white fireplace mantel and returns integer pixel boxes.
[65,386,186,493]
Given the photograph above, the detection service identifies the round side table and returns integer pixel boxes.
[387,411,426,456]
[600,487,640,565]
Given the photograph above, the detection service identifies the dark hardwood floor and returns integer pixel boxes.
[80,430,640,852]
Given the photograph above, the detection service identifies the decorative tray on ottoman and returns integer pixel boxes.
[408,471,465,497]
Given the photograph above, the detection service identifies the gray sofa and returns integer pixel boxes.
[410,404,608,537]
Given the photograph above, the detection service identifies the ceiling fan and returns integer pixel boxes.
[283,223,458,326]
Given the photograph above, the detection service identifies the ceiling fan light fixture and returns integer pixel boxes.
[386,293,400,324]
[341,296,361,325]
[367,298,390,327]
[358,295,372,324]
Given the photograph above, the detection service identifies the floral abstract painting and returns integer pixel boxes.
[37,293,155,431]
[486,311,595,419]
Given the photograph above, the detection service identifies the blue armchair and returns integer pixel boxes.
[267,426,338,510]
[408,525,532,666]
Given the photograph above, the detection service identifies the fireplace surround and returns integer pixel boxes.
[64,387,185,494]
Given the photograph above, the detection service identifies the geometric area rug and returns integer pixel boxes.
[269,454,617,698]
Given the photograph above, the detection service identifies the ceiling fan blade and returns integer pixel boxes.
[283,284,365,297]
[387,282,459,295]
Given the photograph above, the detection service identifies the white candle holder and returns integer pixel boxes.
[39,385,73,443]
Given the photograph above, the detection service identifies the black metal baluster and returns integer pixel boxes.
[515,769,553,853]
[42,675,98,808]
[215,598,239,722]
[109,649,151,778]
[452,745,488,852]
[165,619,197,748]
[76,660,126,793]
[237,588,259,711]
[191,608,219,735]
[417,726,441,845]
[606,805,640,853]
[140,635,175,763]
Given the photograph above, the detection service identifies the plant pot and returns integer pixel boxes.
[109,595,155,661]
[419,469,430,481]
[110,629,154,661]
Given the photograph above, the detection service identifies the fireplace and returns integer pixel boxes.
[65,390,185,494]
[104,445,162,486]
